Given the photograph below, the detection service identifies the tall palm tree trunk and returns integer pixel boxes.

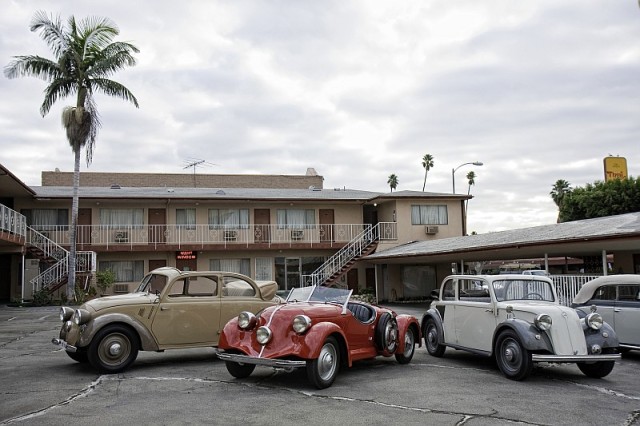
[68,147,80,298]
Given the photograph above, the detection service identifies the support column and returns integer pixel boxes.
[602,250,608,276]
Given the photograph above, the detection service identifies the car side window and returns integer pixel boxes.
[168,279,186,296]
[458,279,490,302]
[617,285,640,302]
[222,277,256,297]
[187,276,217,296]
[442,279,455,300]
[592,285,616,301]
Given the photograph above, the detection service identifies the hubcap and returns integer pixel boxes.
[504,347,514,362]
[109,342,122,356]
[318,343,337,381]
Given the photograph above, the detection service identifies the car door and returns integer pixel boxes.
[152,274,221,346]
[454,277,497,353]
[439,278,457,345]
[614,284,640,346]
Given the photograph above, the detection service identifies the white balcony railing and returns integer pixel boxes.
[30,223,397,249]
[0,203,27,238]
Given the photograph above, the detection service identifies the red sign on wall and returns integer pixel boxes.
[176,251,197,260]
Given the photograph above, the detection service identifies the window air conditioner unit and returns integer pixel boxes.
[114,230,129,243]
[291,230,304,241]
[224,230,238,241]
[425,226,439,235]
[113,284,129,293]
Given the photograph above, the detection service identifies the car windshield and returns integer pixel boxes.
[135,273,167,294]
[286,285,353,307]
[492,279,555,302]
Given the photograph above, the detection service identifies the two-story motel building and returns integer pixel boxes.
[0,165,470,302]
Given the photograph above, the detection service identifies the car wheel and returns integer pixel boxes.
[88,325,139,374]
[495,330,533,380]
[306,336,340,389]
[375,313,398,353]
[395,327,416,364]
[424,318,445,357]
[577,361,615,378]
[66,349,88,363]
[225,360,256,379]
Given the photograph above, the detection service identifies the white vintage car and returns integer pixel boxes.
[422,274,621,380]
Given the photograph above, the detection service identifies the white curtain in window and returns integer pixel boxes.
[210,259,250,276]
[99,260,144,282]
[255,258,273,280]
[32,209,58,228]
[99,209,144,228]
[411,205,447,225]
[176,208,196,229]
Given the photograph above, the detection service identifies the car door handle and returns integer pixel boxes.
[614,309,621,312]
[160,306,170,311]
[485,309,493,313]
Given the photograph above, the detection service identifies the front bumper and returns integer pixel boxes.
[51,338,77,353]
[217,352,307,370]
[531,353,621,362]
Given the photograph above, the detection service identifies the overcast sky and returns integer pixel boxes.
[2,0,639,234]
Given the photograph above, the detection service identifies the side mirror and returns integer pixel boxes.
[430,289,440,300]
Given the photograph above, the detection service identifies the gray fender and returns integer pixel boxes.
[77,313,159,351]
[493,319,553,353]
[421,308,444,344]
[584,322,619,351]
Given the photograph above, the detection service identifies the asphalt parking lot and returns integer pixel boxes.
[1,303,639,426]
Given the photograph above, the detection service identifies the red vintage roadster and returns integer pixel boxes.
[217,285,421,389]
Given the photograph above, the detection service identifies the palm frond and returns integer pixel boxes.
[3,55,61,80]
[41,79,76,116]
[30,11,69,58]
[91,78,139,107]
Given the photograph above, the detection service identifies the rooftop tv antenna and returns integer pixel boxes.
[182,158,217,187]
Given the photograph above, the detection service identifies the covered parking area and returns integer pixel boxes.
[366,212,640,303]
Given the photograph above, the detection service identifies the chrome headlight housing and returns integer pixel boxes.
[237,311,257,330]
[534,314,552,331]
[292,315,312,334]
[586,312,603,330]
[256,326,272,345]
[72,309,91,325]
[60,306,74,322]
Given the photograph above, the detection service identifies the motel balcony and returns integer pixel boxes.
[29,222,398,251]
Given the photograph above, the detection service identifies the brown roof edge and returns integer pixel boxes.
[0,163,36,196]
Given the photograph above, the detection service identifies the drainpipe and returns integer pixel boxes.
[21,249,25,303]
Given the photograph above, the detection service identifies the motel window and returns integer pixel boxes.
[276,209,315,229]
[176,208,196,230]
[22,209,68,230]
[98,260,144,282]
[99,209,144,229]
[411,205,448,225]
[210,258,251,276]
[255,258,273,280]
[208,209,249,229]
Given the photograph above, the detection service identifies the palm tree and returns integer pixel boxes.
[421,154,434,191]
[550,179,572,222]
[387,174,399,192]
[464,171,476,228]
[4,11,139,299]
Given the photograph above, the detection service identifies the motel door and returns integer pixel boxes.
[319,209,334,242]
[148,209,166,244]
[77,208,91,246]
[254,209,270,243]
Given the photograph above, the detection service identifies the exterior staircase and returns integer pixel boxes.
[303,223,383,288]
[27,227,95,295]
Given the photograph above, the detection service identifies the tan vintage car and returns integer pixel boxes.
[52,267,281,373]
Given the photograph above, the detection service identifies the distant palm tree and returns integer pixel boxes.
[4,11,139,298]
[387,174,399,192]
[464,171,477,225]
[421,154,434,191]
[550,179,572,222]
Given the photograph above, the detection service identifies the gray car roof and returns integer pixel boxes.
[573,274,640,304]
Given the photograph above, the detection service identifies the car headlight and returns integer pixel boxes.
[256,326,272,345]
[237,311,257,330]
[534,314,552,331]
[292,315,312,334]
[586,312,603,330]
[72,309,91,325]
[60,306,74,322]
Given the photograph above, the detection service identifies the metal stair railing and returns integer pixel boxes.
[302,223,381,287]
[27,227,97,294]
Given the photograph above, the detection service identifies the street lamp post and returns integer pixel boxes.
[452,161,483,193]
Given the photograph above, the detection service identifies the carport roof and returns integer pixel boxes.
[366,212,640,264]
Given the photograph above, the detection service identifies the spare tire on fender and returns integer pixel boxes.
[375,312,398,353]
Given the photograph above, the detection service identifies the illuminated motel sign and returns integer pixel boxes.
[176,250,197,260]
[603,156,628,181]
